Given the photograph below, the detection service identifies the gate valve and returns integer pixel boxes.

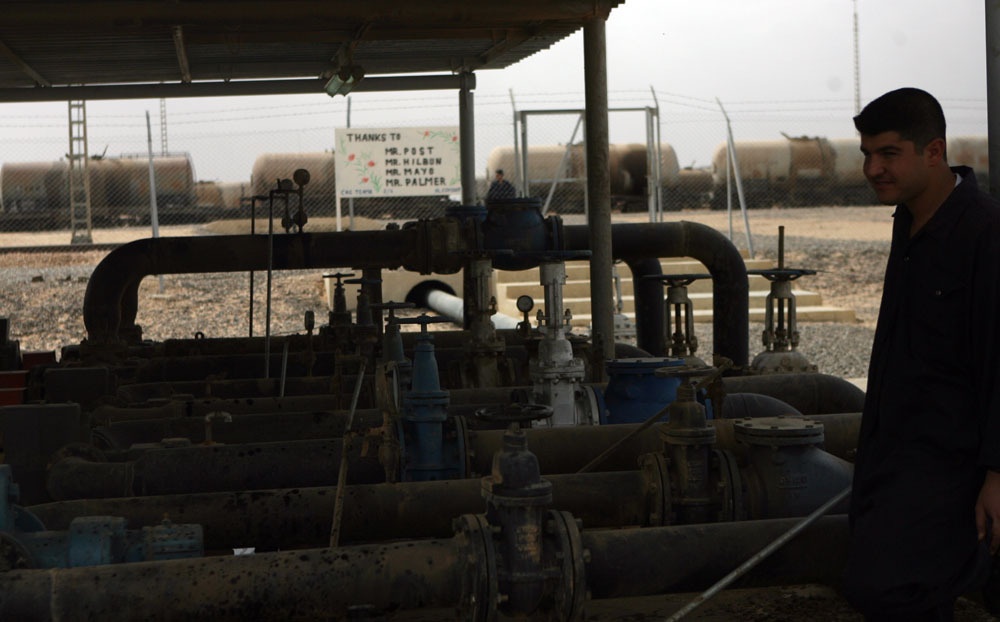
[396,314,451,396]
[344,277,382,328]
[373,301,416,366]
[643,273,710,358]
[449,249,514,345]
[654,360,731,434]
[323,272,356,326]
[395,315,460,481]
[477,403,556,617]
[747,226,816,352]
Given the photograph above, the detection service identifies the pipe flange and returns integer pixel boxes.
[454,513,499,622]
[637,452,672,526]
[733,415,824,447]
[545,510,588,622]
[713,449,745,522]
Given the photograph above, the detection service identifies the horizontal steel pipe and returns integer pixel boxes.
[0,538,465,621]
[0,515,849,620]
[722,373,866,415]
[93,394,367,424]
[30,470,653,550]
[582,515,850,598]
[84,230,418,344]
[114,374,377,403]
[46,438,384,500]
[564,221,750,366]
[92,409,385,449]
[470,412,860,475]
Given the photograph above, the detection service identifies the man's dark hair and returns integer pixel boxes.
[496,169,504,176]
[853,87,947,152]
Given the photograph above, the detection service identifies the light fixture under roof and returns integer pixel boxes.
[324,66,365,97]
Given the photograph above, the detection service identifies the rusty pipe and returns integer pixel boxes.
[563,221,750,366]
[721,373,866,415]
[469,412,861,475]
[29,470,655,550]
[46,438,384,500]
[0,514,849,620]
[84,230,419,344]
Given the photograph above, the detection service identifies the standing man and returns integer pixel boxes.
[486,169,517,201]
[843,87,1000,620]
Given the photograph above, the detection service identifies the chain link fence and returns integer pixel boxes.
[0,91,987,241]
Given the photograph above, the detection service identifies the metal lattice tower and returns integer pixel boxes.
[68,100,93,245]
[159,98,168,155]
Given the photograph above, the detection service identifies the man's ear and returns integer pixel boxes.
[924,137,947,166]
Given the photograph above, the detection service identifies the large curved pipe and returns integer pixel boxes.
[83,230,419,344]
[625,257,665,355]
[564,221,749,366]
[722,373,865,415]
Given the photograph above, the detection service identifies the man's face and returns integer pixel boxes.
[495,172,503,181]
[859,131,933,206]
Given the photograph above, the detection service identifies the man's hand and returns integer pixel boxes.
[976,469,1000,555]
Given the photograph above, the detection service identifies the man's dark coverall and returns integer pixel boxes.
[844,166,999,615]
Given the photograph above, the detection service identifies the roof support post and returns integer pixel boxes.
[584,17,615,369]
[459,71,476,206]
[987,0,1000,198]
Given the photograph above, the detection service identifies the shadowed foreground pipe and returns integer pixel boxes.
[30,470,654,550]
[563,221,749,365]
[469,412,861,474]
[84,229,419,344]
[722,373,866,415]
[92,408,386,449]
[0,515,848,621]
[46,438,384,500]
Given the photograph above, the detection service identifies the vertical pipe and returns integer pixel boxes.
[347,96,355,230]
[459,72,478,330]
[627,258,666,356]
[583,17,615,365]
[987,0,1000,198]
[459,72,476,206]
[520,110,530,198]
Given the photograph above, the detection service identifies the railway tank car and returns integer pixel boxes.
[710,134,988,208]
[0,155,198,230]
[485,142,708,212]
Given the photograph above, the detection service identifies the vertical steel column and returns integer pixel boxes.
[987,1,1000,198]
[583,17,615,366]
[460,72,478,330]
[459,71,476,206]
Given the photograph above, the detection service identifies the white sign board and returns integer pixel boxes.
[334,126,461,198]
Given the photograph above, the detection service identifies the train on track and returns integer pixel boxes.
[0,135,988,231]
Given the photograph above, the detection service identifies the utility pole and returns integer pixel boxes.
[852,0,861,114]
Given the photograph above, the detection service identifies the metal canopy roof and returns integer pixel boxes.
[0,1,623,102]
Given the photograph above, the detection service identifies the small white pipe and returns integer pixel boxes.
[425,288,520,330]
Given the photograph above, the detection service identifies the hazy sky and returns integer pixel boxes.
[0,0,988,182]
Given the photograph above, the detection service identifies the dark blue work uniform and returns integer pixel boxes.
[844,166,999,619]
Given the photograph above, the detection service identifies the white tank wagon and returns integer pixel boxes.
[484,142,690,212]
[710,135,989,208]
[0,155,198,229]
